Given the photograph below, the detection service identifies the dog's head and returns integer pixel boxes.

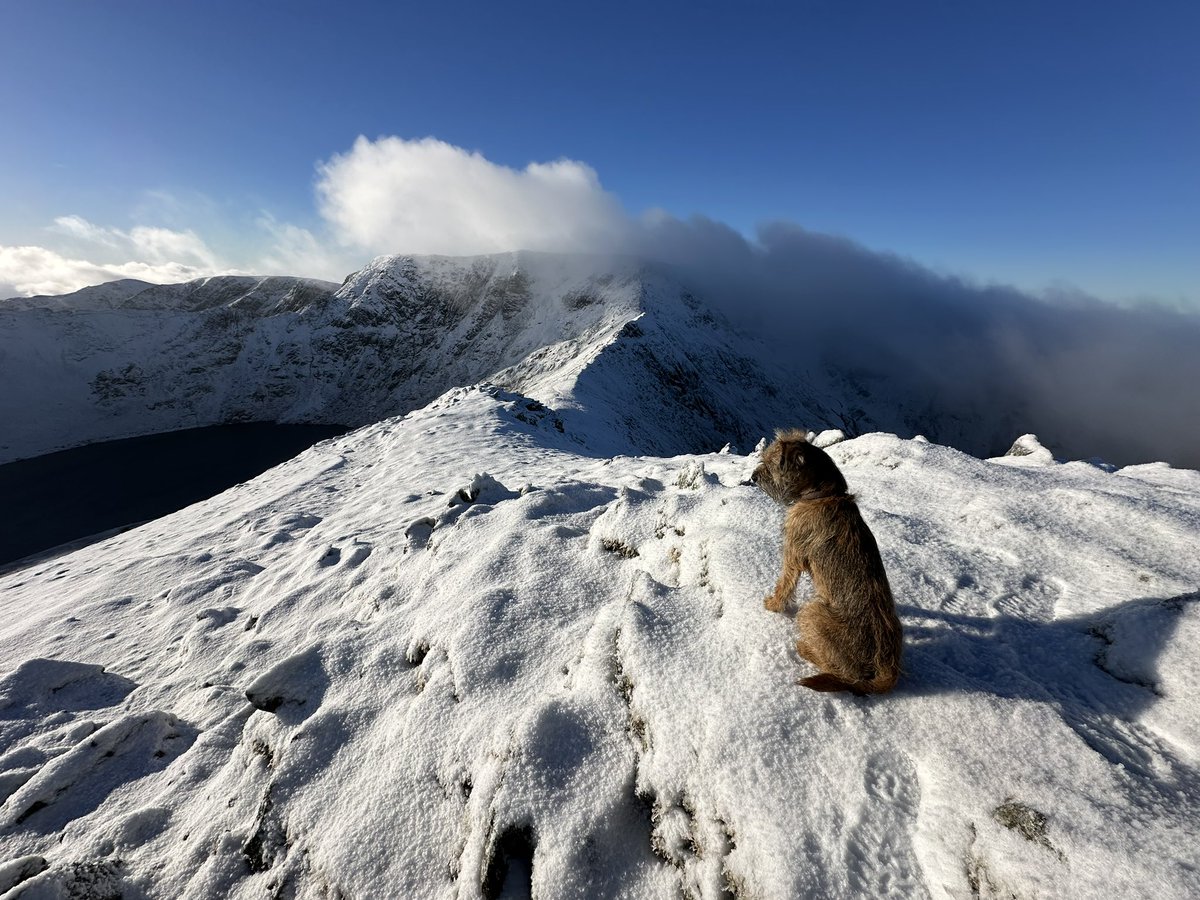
[751,429,848,505]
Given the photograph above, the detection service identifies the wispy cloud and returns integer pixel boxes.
[0,215,232,297]
[50,215,220,268]
[51,214,123,247]
[253,213,355,285]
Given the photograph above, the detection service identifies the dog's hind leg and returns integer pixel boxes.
[795,601,854,679]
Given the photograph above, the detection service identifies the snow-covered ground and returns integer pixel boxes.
[2,382,1199,898]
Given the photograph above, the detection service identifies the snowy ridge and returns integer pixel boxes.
[2,279,156,311]
[0,251,1018,467]
[1,384,1199,897]
[3,258,1200,897]
[2,277,337,315]
[0,254,807,464]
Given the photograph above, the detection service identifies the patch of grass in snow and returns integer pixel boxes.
[674,461,706,490]
[994,800,1064,860]
[600,537,639,559]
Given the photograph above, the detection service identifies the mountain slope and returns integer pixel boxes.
[0,255,809,464]
[0,388,1197,898]
[1,252,1034,468]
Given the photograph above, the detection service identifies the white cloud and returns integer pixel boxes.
[254,213,356,283]
[315,136,629,257]
[3,139,635,296]
[51,214,122,247]
[0,214,241,298]
[51,215,218,268]
[126,225,218,267]
[0,244,218,298]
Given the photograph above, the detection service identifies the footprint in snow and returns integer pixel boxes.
[194,606,241,628]
[258,512,323,549]
[993,573,1060,623]
[483,824,536,900]
[344,541,372,567]
[316,542,372,567]
[449,473,517,507]
[406,475,519,551]
[405,518,436,551]
[0,659,136,720]
[846,749,928,899]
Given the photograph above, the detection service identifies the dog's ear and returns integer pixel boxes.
[780,436,807,469]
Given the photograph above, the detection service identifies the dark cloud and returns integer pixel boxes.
[633,217,1200,468]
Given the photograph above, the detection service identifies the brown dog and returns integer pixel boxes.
[752,430,902,694]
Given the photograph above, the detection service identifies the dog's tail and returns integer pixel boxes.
[800,668,898,696]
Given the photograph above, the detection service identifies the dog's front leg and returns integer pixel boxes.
[765,536,809,612]
[764,564,800,612]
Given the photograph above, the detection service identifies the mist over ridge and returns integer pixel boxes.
[625,217,1200,469]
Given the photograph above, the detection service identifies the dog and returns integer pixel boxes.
[751,430,902,694]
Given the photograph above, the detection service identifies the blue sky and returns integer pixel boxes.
[2,0,1197,301]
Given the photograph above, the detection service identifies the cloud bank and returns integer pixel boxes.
[642,219,1200,469]
[0,216,230,298]
[2,136,1197,467]
[303,136,1200,467]
[0,244,217,299]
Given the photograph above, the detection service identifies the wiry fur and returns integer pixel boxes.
[752,429,903,695]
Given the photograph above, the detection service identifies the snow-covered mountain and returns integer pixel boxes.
[3,280,157,312]
[0,255,792,464]
[3,256,1199,898]
[0,253,1011,466]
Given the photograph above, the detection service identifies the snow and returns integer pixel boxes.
[810,428,846,449]
[3,256,1200,897]
[990,434,1056,468]
[2,378,1199,898]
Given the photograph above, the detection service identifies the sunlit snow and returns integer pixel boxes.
[1,258,1199,898]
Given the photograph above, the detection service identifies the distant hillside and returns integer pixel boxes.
[0,253,1024,465]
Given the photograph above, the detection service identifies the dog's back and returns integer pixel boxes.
[788,496,902,693]
[753,430,903,695]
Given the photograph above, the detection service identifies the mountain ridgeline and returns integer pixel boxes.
[1,252,1015,465]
